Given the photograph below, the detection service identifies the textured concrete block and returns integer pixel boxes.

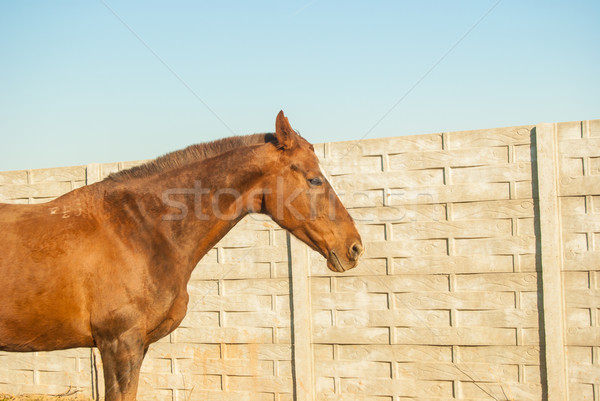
[314,360,392,378]
[0,368,33,385]
[224,344,291,361]
[336,344,453,363]
[393,327,516,346]
[447,126,533,148]
[331,169,444,192]
[0,181,72,199]
[394,291,515,310]
[454,235,535,255]
[335,274,449,293]
[189,295,272,312]
[455,309,539,328]
[389,146,508,170]
[556,121,583,139]
[0,170,28,185]
[226,375,293,393]
[451,199,534,220]
[176,327,273,344]
[225,310,290,328]
[339,377,453,398]
[29,166,86,183]
[319,155,382,175]
[312,326,390,345]
[453,272,538,291]
[338,309,450,328]
[451,162,531,184]
[396,361,519,382]
[191,261,272,280]
[222,278,290,295]
[393,254,514,274]
[328,134,442,158]
[392,219,512,239]
[461,381,541,400]
[457,345,540,364]
[387,182,510,204]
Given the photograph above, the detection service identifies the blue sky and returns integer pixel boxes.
[1,1,599,171]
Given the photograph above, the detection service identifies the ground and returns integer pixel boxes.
[0,395,91,401]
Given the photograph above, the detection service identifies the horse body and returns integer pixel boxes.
[0,112,362,401]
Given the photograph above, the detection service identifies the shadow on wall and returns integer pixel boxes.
[530,126,549,401]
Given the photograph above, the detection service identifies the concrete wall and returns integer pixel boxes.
[554,121,600,401]
[0,119,598,401]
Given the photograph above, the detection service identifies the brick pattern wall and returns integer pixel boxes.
[0,119,598,401]
[557,120,600,401]
[311,127,542,400]
[0,166,86,204]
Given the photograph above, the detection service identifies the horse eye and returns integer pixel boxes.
[308,177,323,186]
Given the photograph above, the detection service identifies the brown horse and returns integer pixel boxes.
[0,111,362,401]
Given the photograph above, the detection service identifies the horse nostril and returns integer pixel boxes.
[349,242,363,260]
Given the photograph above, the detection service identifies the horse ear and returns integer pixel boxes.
[275,110,296,150]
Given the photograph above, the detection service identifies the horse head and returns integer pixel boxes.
[261,111,363,272]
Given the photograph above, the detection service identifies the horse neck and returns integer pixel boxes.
[109,144,273,271]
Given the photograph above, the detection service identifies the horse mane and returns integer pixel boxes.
[107,133,276,182]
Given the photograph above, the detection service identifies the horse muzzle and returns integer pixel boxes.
[327,241,363,273]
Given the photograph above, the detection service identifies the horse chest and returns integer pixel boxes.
[145,291,189,343]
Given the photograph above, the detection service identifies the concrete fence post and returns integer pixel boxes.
[86,163,102,185]
[534,123,568,400]
[287,233,315,401]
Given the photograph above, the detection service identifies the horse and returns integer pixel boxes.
[0,111,363,401]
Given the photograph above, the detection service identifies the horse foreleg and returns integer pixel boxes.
[96,329,146,401]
